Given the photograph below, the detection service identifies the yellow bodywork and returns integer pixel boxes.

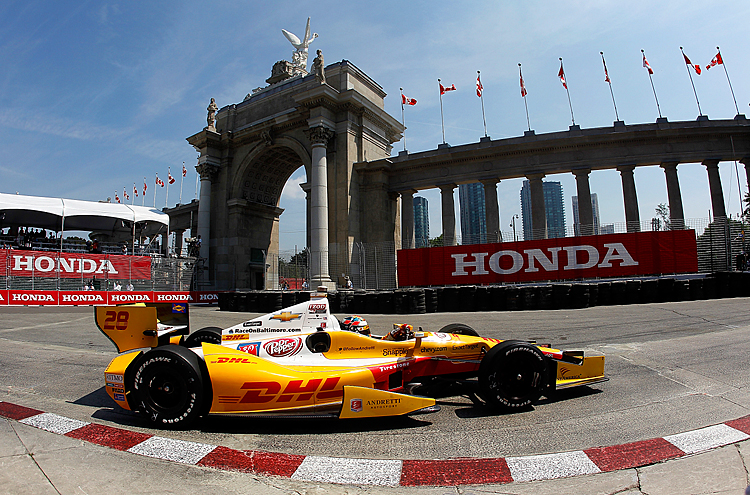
[95,306,158,353]
[555,355,606,389]
[104,351,141,411]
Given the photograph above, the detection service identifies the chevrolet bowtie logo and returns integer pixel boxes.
[271,312,302,322]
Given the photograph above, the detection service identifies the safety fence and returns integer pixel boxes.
[272,217,747,290]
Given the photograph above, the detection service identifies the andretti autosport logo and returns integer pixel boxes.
[263,337,303,358]
[350,398,363,413]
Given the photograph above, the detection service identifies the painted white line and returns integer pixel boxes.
[664,424,750,454]
[292,456,402,486]
[127,436,216,465]
[19,413,89,435]
[506,450,601,483]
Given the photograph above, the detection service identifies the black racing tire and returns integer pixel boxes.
[132,346,207,429]
[439,323,479,337]
[478,340,548,410]
[184,327,222,347]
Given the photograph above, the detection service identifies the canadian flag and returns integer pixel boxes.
[706,51,723,70]
[642,53,654,74]
[115,192,120,203]
[476,75,483,97]
[439,82,456,95]
[520,71,527,97]
[156,175,164,187]
[123,187,129,200]
[134,184,138,197]
[401,93,417,106]
[168,172,175,184]
[182,163,187,177]
[558,63,567,89]
[683,52,701,75]
[143,179,147,196]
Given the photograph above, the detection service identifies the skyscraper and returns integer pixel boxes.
[572,193,601,236]
[520,180,566,240]
[459,183,487,245]
[413,196,430,248]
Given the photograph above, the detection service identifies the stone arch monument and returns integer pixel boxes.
[187,58,403,290]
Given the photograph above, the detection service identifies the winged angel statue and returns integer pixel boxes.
[282,17,318,71]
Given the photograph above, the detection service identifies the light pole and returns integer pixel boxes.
[510,214,519,242]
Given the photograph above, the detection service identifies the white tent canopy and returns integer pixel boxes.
[0,193,169,237]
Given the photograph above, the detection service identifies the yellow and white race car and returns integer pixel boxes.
[95,292,606,429]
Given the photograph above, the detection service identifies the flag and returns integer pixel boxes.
[115,192,120,203]
[143,178,147,196]
[602,58,611,83]
[182,163,187,177]
[476,75,483,97]
[706,51,723,70]
[156,175,164,187]
[439,83,456,95]
[401,93,417,105]
[134,184,138,197]
[642,53,653,74]
[123,187,129,200]
[683,52,701,75]
[520,72,527,97]
[168,171,175,184]
[558,63,567,89]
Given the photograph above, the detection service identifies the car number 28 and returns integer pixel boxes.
[103,310,130,330]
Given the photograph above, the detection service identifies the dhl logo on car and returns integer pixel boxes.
[222,333,249,341]
[218,377,342,404]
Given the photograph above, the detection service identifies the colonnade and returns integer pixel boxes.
[400,160,748,246]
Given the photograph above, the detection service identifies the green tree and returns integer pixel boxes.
[429,234,444,248]
[655,203,670,230]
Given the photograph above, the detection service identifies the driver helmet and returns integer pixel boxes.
[341,315,370,335]
[388,323,413,341]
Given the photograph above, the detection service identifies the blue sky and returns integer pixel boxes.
[1,1,748,255]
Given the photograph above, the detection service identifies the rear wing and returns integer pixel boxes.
[95,302,189,353]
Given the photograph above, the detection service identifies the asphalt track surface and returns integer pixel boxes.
[1,299,749,465]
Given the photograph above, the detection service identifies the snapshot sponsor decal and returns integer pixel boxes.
[263,337,303,358]
[0,249,151,279]
[382,347,410,357]
[237,342,261,356]
[397,230,698,285]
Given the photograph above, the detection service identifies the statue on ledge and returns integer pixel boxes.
[281,17,318,71]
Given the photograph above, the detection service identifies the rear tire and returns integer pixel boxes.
[184,327,222,347]
[478,340,548,410]
[132,346,206,429]
[439,323,479,337]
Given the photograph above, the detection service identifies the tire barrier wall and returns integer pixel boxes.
[217,272,750,314]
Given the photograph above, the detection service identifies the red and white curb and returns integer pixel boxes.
[2,400,750,486]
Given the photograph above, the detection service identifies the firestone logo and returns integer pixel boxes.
[263,337,303,358]
[11,255,118,275]
[451,242,638,276]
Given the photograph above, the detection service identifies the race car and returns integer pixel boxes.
[95,291,606,429]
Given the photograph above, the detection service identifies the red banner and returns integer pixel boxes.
[397,230,698,286]
[0,249,151,280]
[0,290,223,306]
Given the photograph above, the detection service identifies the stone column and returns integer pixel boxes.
[439,183,457,246]
[617,165,641,232]
[196,161,219,262]
[573,169,594,236]
[400,189,416,249]
[660,162,685,230]
[526,173,547,240]
[161,232,169,256]
[480,178,500,243]
[741,158,750,198]
[306,125,335,288]
[704,159,726,219]
[299,182,311,251]
[173,229,184,257]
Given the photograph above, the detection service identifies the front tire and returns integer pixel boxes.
[478,340,548,410]
[132,346,206,429]
[184,327,222,347]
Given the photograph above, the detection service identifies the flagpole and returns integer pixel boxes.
[716,46,740,115]
[179,162,185,204]
[131,185,134,206]
[153,174,157,207]
[642,50,662,119]
[142,178,146,206]
[438,78,446,145]
[477,71,487,138]
[600,52,620,122]
[680,47,703,117]
[400,88,407,152]
[519,64,531,131]
[560,58,575,126]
